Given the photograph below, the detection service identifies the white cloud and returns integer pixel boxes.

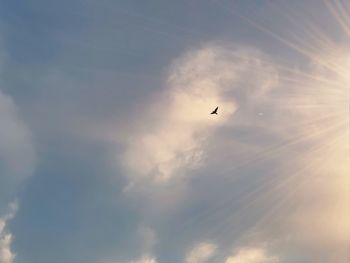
[122,44,277,185]
[0,234,14,263]
[225,247,279,263]
[130,255,158,263]
[0,202,18,263]
[186,241,217,263]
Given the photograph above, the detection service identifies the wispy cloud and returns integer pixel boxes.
[186,241,217,263]
[0,89,36,178]
[130,255,158,263]
[225,247,278,263]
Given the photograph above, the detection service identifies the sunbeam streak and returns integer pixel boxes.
[174,1,350,261]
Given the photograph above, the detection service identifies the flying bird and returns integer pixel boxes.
[210,106,218,115]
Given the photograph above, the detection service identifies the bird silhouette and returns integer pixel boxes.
[210,106,218,115]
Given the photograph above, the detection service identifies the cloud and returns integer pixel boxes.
[186,241,217,263]
[122,44,278,186]
[0,202,18,263]
[225,247,278,263]
[130,255,158,263]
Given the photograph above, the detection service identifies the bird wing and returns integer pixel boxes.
[211,106,218,114]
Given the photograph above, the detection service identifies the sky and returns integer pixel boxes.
[0,0,349,263]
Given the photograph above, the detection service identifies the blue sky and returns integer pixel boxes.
[0,1,349,263]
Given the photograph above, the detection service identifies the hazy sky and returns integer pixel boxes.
[0,1,349,263]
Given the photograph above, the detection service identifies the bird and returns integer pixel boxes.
[210,106,218,115]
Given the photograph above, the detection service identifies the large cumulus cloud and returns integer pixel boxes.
[122,44,278,186]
